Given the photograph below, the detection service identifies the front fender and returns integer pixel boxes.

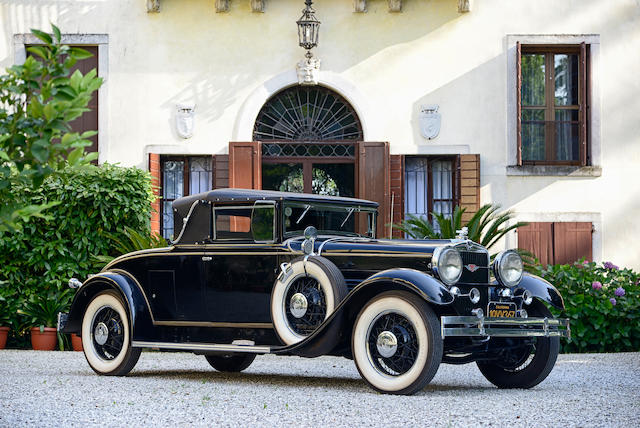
[62,270,154,339]
[358,268,454,305]
[518,273,565,310]
[275,268,452,357]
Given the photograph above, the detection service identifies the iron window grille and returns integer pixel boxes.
[161,156,213,239]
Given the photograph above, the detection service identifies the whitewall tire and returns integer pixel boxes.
[352,291,442,395]
[81,291,141,376]
[271,256,347,346]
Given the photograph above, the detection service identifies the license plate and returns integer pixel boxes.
[487,302,517,318]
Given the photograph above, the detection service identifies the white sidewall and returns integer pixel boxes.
[353,296,429,393]
[82,293,130,374]
[271,260,336,345]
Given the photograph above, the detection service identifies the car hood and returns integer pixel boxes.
[287,237,457,257]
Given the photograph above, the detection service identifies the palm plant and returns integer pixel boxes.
[92,227,167,269]
[393,204,528,251]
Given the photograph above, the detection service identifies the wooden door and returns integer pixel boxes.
[357,142,390,238]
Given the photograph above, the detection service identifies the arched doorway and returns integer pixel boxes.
[253,86,362,197]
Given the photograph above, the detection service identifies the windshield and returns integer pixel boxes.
[283,202,377,238]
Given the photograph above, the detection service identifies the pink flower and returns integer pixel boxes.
[610,297,617,306]
[592,281,602,290]
[615,287,626,297]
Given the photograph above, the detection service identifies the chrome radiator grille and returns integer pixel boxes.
[459,250,490,284]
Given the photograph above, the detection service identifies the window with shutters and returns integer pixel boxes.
[404,156,458,234]
[161,156,213,239]
[517,44,589,165]
[517,221,592,265]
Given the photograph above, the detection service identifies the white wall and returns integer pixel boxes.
[1,0,639,269]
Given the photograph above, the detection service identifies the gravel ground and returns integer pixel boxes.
[0,350,638,427]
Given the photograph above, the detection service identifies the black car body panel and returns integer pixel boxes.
[61,189,568,363]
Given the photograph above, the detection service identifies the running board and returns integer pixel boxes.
[132,341,273,354]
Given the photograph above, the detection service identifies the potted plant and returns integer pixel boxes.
[0,285,18,350]
[18,290,73,351]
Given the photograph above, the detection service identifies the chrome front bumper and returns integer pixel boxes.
[57,312,69,332]
[440,316,570,339]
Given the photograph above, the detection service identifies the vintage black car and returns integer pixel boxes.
[59,189,570,395]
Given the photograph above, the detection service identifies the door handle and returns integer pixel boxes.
[202,256,212,262]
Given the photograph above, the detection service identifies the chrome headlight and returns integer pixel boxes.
[493,250,524,287]
[432,246,463,286]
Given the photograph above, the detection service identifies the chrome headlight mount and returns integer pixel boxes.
[493,250,524,288]
[432,246,463,286]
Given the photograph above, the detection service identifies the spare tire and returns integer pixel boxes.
[271,256,347,346]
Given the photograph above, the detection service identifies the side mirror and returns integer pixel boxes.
[302,226,317,255]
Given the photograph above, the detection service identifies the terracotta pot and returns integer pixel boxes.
[0,326,9,349]
[71,333,83,352]
[30,327,57,351]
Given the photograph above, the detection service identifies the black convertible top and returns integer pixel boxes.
[172,188,378,212]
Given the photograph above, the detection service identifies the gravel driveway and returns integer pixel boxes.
[0,350,638,427]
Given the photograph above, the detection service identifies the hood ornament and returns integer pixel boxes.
[455,227,468,240]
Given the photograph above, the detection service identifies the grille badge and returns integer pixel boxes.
[465,264,479,272]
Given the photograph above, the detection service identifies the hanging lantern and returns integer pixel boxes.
[297,0,320,54]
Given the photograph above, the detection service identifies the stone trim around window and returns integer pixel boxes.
[13,33,109,164]
[506,34,601,175]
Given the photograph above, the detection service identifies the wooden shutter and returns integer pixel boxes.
[580,42,588,166]
[517,222,554,266]
[229,142,261,189]
[553,222,592,264]
[214,155,229,189]
[390,155,404,238]
[148,153,161,235]
[68,46,99,160]
[459,154,480,223]
[357,142,390,238]
[516,41,522,166]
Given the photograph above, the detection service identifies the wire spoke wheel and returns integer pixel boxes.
[284,276,327,336]
[367,312,419,376]
[81,291,141,376]
[352,291,442,395]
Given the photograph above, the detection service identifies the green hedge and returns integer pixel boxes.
[0,164,154,347]
[533,261,640,353]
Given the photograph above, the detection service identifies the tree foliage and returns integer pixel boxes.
[0,24,102,233]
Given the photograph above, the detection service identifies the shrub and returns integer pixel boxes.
[0,163,154,347]
[532,260,640,353]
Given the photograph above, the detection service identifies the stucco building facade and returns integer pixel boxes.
[2,0,639,269]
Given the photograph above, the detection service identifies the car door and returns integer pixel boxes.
[202,202,278,324]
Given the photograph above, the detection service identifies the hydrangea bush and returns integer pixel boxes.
[532,260,640,353]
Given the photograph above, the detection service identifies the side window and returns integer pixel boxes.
[251,204,275,242]
[213,206,252,240]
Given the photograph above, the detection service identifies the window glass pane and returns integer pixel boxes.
[251,205,275,242]
[554,54,579,106]
[522,109,546,161]
[555,110,580,161]
[188,157,212,194]
[262,163,304,193]
[214,207,252,240]
[162,201,174,240]
[522,54,546,106]
[162,161,184,200]
[404,158,428,217]
[312,164,354,197]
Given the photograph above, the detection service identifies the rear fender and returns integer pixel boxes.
[517,273,565,310]
[62,270,154,339]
